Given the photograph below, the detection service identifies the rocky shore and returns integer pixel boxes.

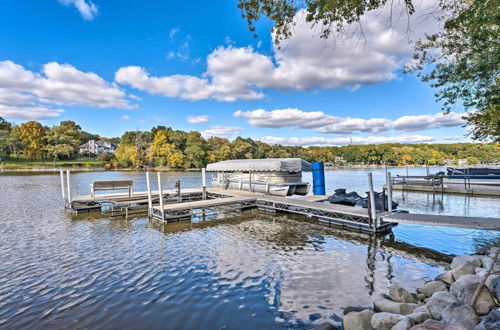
[317,247,500,330]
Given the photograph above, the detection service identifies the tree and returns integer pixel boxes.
[184,131,208,168]
[409,0,499,142]
[18,121,45,161]
[237,1,498,141]
[45,121,81,167]
[237,0,414,46]
[0,117,12,161]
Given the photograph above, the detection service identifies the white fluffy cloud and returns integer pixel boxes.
[260,135,435,146]
[234,108,338,128]
[0,60,132,119]
[58,0,99,20]
[115,1,440,101]
[200,125,243,138]
[187,115,209,124]
[0,105,64,120]
[235,108,465,134]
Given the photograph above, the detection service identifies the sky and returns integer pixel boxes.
[0,0,471,146]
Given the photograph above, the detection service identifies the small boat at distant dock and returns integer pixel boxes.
[447,167,500,180]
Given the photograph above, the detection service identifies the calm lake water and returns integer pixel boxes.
[0,168,498,329]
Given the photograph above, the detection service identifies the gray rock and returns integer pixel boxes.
[441,301,479,329]
[451,255,482,280]
[413,293,427,302]
[419,281,448,298]
[374,299,420,315]
[481,256,494,270]
[407,311,432,324]
[450,274,495,315]
[390,286,418,303]
[371,312,408,330]
[473,308,500,330]
[413,305,430,314]
[392,318,414,330]
[343,306,372,315]
[343,309,374,330]
[425,291,459,320]
[476,267,487,277]
[311,322,336,330]
[436,271,455,285]
[488,247,500,259]
[485,275,500,301]
[411,322,468,329]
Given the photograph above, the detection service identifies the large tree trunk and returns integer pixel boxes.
[53,156,57,168]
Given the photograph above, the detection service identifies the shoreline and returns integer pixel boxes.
[0,164,448,173]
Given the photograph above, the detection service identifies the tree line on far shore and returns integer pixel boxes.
[0,117,498,168]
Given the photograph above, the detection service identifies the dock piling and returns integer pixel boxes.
[368,173,377,230]
[202,168,207,200]
[66,170,72,207]
[146,172,152,217]
[386,172,393,212]
[60,169,66,205]
[157,172,165,220]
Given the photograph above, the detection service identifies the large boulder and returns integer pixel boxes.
[410,322,468,329]
[476,267,487,277]
[371,312,408,330]
[488,247,500,259]
[450,274,495,315]
[390,286,418,303]
[485,275,500,301]
[311,322,336,330]
[473,308,500,330]
[343,309,374,330]
[407,311,432,324]
[374,299,420,315]
[392,318,414,330]
[425,291,459,320]
[436,271,455,285]
[480,256,494,270]
[451,255,482,280]
[441,301,479,329]
[419,281,448,298]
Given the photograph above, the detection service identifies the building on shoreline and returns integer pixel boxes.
[79,140,117,155]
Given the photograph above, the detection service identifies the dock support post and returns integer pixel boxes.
[386,172,393,212]
[368,173,377,231]
[249,171,253,193]
[202,168,207,200]
[60,169,66,206]
[66,170,72,209]
[157,172,164,220]
[146,172,152,218]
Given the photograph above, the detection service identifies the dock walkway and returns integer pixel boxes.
[69,185,499,233]
[380,212,500,231]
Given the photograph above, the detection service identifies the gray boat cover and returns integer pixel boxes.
[206,158,311,172]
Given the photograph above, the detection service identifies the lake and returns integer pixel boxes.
[0,168,498,329]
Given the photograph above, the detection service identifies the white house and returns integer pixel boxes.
[79,140,117,155]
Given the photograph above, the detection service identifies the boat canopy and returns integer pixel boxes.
[206,158,311,173]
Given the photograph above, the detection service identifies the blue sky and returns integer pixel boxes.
[0,0,470,145]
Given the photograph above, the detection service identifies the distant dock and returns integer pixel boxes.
[387,175,500,197]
